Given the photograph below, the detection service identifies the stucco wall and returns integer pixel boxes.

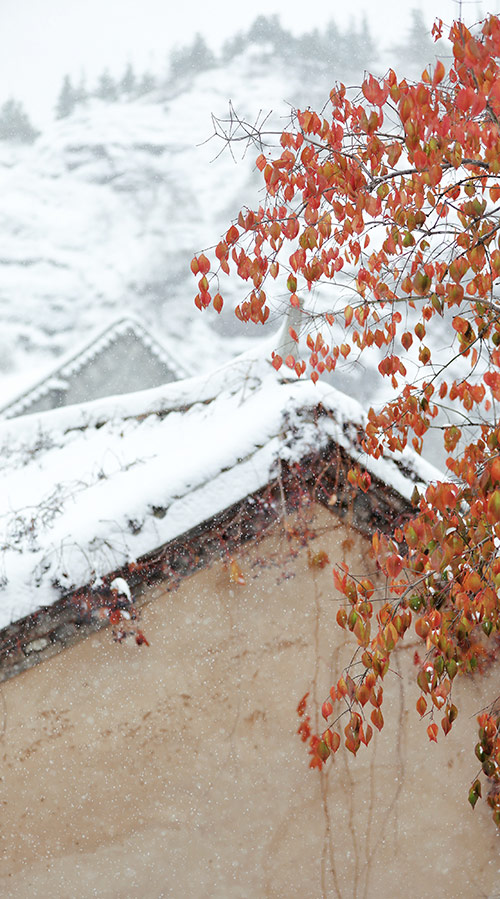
[0,505,498,897]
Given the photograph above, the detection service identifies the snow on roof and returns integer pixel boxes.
[0,340,441,631]
[0,315,190,419]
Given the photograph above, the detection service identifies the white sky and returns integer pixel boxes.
[1,0,499,125]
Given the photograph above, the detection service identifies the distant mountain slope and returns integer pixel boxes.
[0,48,325,391]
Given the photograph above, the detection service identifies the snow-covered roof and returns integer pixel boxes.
[0,341,440,631]
[0,315,190,419]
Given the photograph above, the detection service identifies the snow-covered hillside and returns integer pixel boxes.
[1,47,328,396]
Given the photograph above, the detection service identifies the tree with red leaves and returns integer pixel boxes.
[192,14,500,826]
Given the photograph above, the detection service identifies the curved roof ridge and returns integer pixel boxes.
[0,314,190,419]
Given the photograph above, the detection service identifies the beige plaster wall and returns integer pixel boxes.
[0,505,498,898]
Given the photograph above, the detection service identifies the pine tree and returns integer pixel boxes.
[191,34,216,71]
[95,69,118,101]
[55,75,77,119]
[135,71,157,96]
[169,34,216,81]
[120,62,136,96]
[73,74,88,106]
[0,98,38,143]
[247,15,290,49]
[392,7,441,77]
[315,19,345,74]
[339,17,377,78]
[300,17,377,84]
[221,30,246,63]
[222,16,293,64]
[296,28,323,67]
[353,15,378,73]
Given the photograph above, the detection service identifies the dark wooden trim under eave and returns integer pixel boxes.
[0,440,411,683]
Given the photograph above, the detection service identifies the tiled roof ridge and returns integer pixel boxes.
[0,315,188,418]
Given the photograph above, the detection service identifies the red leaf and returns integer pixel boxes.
[297,693,309,717]
[386,554,403,578]
[362,74,389,107]
[322,700,333,720]
[197,254,210,275]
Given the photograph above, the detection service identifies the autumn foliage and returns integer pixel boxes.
[193,15,500,826]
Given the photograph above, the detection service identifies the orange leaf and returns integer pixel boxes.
[323,729,341,753]
[427,722,438,743]
[415,618,430,639]
[416,696,427,716]
[432,59,445,86]
[487,489,500,522]
[322,700,333,720]
[229,559,245,585]
[336,608,347,629]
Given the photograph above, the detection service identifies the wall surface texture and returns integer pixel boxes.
[0,505,498,898]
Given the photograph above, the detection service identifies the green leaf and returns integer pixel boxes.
[468,779,481,809]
